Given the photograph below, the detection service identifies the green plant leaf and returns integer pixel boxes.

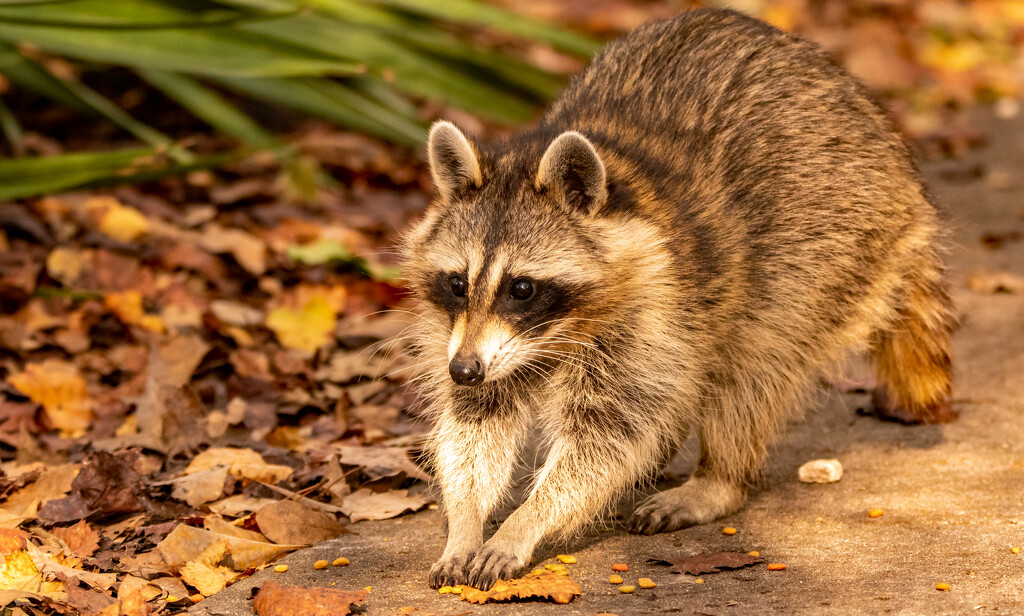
[139,69,280,150]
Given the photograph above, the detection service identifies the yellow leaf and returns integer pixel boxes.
[87,196,150,242]
[46,247,84,287]
[104,291,165,333]
[8,361,93,436]
[266,296,336,353]
[460,570,581,605]
[0,549,42,592]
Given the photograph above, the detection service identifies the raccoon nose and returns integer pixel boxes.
[449,355,484,386]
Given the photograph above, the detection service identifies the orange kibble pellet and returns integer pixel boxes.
[313,560,329,570]
[936,582,950,591]
[619,585,635,594]
[694,578,705,584]
[332,557,350,566]
[438,586,453,594]
[609,574,624,584]
[748,551,760,557]
[722,526,737,535]
[556,554,577,564]
[545,563,566,572]
[767,563,787,571]
[611,563,628,572]
[1011,547,1021,554]
[868,508,884,518]
[190,594,204,603]
[638,577,656,589]
[273,564,288,573]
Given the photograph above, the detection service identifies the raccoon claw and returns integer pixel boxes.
[465,546,525,591]
[629,499,696,535]
[428,552,473,589]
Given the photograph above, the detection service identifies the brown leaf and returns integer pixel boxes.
[254,500,345,545]
[40,450,148,522]
[652,551,763,575]
[65,577,116,616]
[340,488,429,523]
[252,580,366,616]
[168,465,229,508]
[334,446,431,482]
[52,520,100,557]
[460,570,581,605]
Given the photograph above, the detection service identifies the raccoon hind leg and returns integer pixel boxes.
[869,254,957,424]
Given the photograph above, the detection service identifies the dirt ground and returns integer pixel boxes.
[189,109,1024,616]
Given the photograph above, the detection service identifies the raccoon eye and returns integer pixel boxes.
[510,278,534,300]
[449,276,467,298]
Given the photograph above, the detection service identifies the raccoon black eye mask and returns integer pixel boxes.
[400,7,955,592]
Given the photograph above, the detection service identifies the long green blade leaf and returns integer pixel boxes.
[139,69,279,150]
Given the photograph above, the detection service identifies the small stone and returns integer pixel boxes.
[798,459,843,484]
[1011,547,1021,554]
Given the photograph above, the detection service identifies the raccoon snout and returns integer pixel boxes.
[449,355,484,386]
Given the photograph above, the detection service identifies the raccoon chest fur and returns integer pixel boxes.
[401,7,955,591]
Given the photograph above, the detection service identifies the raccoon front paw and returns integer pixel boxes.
[628,476,745,535]
[428,552,473,589]
[466,545,527,591]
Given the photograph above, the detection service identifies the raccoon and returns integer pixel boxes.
[399,8,955,591]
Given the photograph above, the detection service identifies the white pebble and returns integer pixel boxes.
[798,459,843,484]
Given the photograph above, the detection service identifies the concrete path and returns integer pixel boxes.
[190,110,1024,616]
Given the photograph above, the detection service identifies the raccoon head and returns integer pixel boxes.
[402,121,613,388]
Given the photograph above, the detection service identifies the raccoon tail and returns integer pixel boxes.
[869,250,957,424]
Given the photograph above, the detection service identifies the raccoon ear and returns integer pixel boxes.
[536,131,608,214]
[427,120,482,199]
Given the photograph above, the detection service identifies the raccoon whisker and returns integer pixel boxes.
[517,347,603,379]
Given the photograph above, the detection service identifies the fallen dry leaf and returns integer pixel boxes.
[252,580,366,616]
[650,551,763,575]
[254,500,345,545]
[340,488,429,522]
[52,520,100,558]
[460,570,581,605]
[87,196,151,242]
[198,223,267,275]
[179,539,236,596]
[335,445,431,482]
[155,523,304,570]
[8,360,94,435]
[0,528,29,554]
[184,448,293,484]
[168,465,229,508]
[265,297,337,353]
[3,463,81,519]
[0,548,42,592]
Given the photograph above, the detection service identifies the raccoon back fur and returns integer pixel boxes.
[400,8,955,591]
